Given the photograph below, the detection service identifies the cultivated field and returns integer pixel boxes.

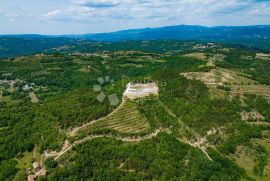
[231,85,270,99]
[181,68,257,85]
[77,100,150,135]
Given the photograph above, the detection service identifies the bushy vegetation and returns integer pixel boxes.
[253,145,268,176]
[216,48,270,84]
[218,123,262,154]
[44,134,244,181]
[244,94,270,122]
[158,71,241,134]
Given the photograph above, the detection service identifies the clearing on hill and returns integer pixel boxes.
[124,82,159,100]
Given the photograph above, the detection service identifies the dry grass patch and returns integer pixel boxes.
[29,92,39,103]
[232,146,257,179]
[256,53,270,61]
[241,110,265,121]
[119,63,143,68]
[219,48,230,53]
[181,69,230,85]
[181,71,216,85]
[182,53,207,60]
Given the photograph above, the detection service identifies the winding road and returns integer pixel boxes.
[53,128,170,160]
[46,98,213,162]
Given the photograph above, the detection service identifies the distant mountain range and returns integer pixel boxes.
[74,25,270,41]
[72,25,270,51]
[1,25,270,58]
[2,25,270,41]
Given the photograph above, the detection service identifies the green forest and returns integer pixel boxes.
[0,40,270,181]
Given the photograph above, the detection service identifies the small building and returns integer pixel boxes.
[33,162,41,173]
[23,83,35,91]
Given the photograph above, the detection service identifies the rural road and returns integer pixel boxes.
[53,128,170,160]
[69,98,126,136]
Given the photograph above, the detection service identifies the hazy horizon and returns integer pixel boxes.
[1,24,270,36]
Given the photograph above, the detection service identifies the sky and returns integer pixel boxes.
[0,0,270,34]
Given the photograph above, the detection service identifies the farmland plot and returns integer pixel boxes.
[231,85,270,99]
[181,68,270,99]
[78,100,150,135]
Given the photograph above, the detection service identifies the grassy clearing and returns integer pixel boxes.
[0,89,2,101]
[2,95,11,102]
[208,86,228,99]
[182,53,207,60]
[119,63,143,68]
[79,67,91,73]
[15,147,42,170]
[15,151,34,170]
[232,146,256,178]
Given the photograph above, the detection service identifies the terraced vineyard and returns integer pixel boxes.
[218,68,258,85]
[76,100,150,137]
[181,67,270,99]
[181,68,257,85]
[231,85,270,99]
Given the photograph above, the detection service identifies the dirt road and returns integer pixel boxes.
[69,98,126,136]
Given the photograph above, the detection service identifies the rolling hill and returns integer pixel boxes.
[1,25,270,58]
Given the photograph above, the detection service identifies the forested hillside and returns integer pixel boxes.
[0,41,270,180]
[78,25,270,52]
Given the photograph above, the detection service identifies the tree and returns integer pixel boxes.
[44,158,57,169]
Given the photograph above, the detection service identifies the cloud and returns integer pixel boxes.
[39,0,270,27]
[73,0,120,8]
[44,9,62,17]
[1,0,270,34]
[0,10,19,22]
[79,7,95,14]
[42,6,95,22]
